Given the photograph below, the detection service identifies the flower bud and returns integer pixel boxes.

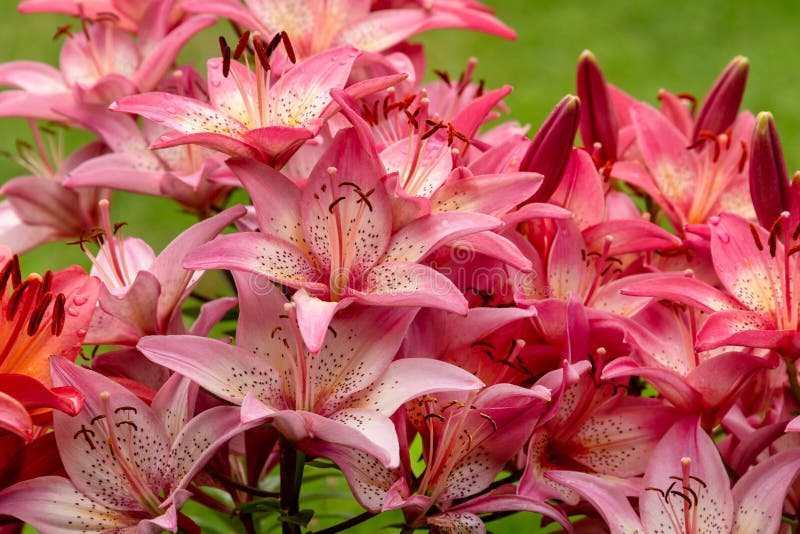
[576,50,618,164]
[749,111,791,228]
[520,94,580,203]
[692,55,748,141]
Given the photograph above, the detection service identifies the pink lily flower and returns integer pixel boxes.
[182,0,512,62]
[622,212,800,353]
[61,96,234,215]
[0,248,99,441]
[333,383,562,531]
[549,416,800,533]
[18,0,187,33]
[136,270,483,475]
[0,358,253,532]
[0,3,214,121]
[0,123,108,253]
[110,41,368,166]
[613,102,755,231]
[185,127,499,350]
[85,204,245,346]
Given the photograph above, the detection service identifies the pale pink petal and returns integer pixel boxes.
[134,15,216,92]
[183,0,263,31]
[169,405,255,491]
[292,289,350,354]
[110,92,248,138]
[151,374,197,446]
[630,102,699,215]
[184,232,323,290]
[341,358,483,414]
[353,262,468,315]
[65,152,166,196]
[582,219,682,255]
[545,471,643,534]
[136,335,285,407]
[149,205,247,327]
[732,448,800,533]
[50,358,170,511]
[304,443,400,513]
[640,416,733,533]
[382,212,501,263]
[311,306,416,413]
[708,213,785,320]
[0,476,133,532]
[226,157,306,247]
[427,512,486,533]
[269,46,360,128]
[337,9,430,52]
[431,172,543,216]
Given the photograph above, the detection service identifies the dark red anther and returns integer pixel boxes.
[233,31,250,60]
[738,140,749,174]
[95,11,120,24]
[360,102,375,125]
[788,244,800,257]
[266,32,282,57]
[479,413,498,432]
[421,121,444,140]
[423,413,445,423]
[253,37,271,71]
[382,94,392,119]
[281,31,296,63]
[10,256,20,288]
[767,215,782,257]
[724,127,733,149]
[39,270,53,297]
[749,223,763,251]
[793,221,800,241]
[219,36,232,77]
[328,196,346,213]
[404,109,418,129]
[51,293,66,336]
[52,24,73,40]
[7,279,33,321]
[27,292,53,337]
[476,78,485,97]
[433,69,451,85]
[354,189,374,211]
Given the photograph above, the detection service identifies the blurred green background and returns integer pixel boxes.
[3,1,799,532]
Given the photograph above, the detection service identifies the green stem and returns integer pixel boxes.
[786,356,800,406]
[310,511,376,534]
[279,436,303,534]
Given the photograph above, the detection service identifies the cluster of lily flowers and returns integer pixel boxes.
[1,0,800,533]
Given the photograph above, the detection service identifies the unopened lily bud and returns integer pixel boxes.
[520,94,580,203]
[576,50,618,164]
[749,112,791,228]
[692,55,749,141]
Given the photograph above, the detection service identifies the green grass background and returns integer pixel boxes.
[3,0,799,531]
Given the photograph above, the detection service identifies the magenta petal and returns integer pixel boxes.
[620,274,740,313]
[0,374,82,416]
[0,391,32,440]
[695,310,788,351]
[450,231,533,271]
[431,172,543,216]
